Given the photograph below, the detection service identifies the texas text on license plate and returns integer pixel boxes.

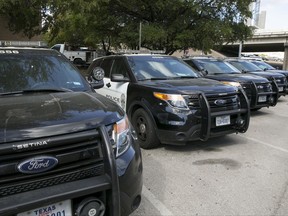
[258,95,267,102]
[216,115,230,126]
[17,200,71,216]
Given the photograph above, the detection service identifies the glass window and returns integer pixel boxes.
[111,58,129,78]
[100,58,113,78]
[127,56,199,80]
[51,44,61,52]
[0,51,90,93]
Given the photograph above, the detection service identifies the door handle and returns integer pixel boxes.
[106,82,111,88]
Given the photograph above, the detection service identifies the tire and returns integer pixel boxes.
[131,108,160,149]
[73,58,85,65]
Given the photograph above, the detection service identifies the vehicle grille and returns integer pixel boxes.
[242,82,272,95]
[0,165,104,197]
[185,93,240,112]
[0,128,111,198]
[255,82,272,93]
[275,77,286,85]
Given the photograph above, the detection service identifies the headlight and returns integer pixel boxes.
[112,116,132,157]
[221,81,241,87]
[153,92,189,110]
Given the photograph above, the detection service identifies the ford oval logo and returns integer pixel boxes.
[214,99,227,106]
[17,156,58,174]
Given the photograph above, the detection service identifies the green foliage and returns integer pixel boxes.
[0,0,254,54]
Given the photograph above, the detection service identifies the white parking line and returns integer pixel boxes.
[142,185,174,216]
[240,135,288,154]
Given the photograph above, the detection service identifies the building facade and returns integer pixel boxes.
[0,16,47,47]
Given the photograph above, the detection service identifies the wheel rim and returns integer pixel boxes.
[136,116,147,141]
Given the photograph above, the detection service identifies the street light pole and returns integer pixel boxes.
[238,41,243,57]
[139,22,142,50]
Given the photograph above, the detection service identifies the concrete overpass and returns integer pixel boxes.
[219,29,288,70]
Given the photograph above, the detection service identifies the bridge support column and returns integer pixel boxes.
[283,44,288,70]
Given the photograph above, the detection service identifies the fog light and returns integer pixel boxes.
[236,118,245,127]
[269,96,275,105]
[76,197,105,216]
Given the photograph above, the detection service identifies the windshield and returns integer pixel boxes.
[251,61,276,70]
[127,55,199,80]
[193,59,241,74]
[0,50,90,94]
[227,60,263,72]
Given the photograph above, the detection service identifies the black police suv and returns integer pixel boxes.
[0,47,142,216]
[224,58,287,97]
[87,54,250,149]
[183,56,278,110]
[248,59,288,93]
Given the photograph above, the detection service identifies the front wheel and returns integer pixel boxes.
[131,108,160,149]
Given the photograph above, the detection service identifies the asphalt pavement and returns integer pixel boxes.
[131,96,288,216]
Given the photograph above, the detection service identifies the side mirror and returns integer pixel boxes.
[111,74,130,82]
[90,81,104,89]
[199,69,208,76]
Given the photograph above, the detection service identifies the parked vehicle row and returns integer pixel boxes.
[87,54,250,149]
[224,58,287,97]
[86,53,287,149]
[184,56,288,107]
[183,56,278,111]
[1,46,286,216]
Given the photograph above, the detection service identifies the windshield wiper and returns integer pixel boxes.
[23,88,73,92]
[138,77,171,81]
[0,91,24,96]
[177,76,197,79]
[0,88,73,96]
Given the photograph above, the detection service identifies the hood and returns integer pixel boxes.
[140,78,238,95]
[266,69,288,77]
[248,71,284,79]
[206,73,268,83]
[0,92,124,143]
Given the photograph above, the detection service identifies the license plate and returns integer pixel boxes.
[278,87,284,92]
[17,200,71,216]
[258,95,267,102]
[216,115,230,126]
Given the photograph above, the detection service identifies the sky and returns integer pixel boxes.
[244,0,288,59]
[260,0,288,30]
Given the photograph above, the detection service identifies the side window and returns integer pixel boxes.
[51,44,61,52]
[92,58,103,68]
[100,58,113,78]
[111,58,129,78]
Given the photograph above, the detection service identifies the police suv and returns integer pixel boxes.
[87,54,250,149]
[224,58,287,97]
[0,47,142,216]
[183,56,278,110]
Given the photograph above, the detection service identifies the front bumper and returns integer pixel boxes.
[244,80,278,109]
[118,137,143,216]
[154,91,250,145]
[0,127,143,216]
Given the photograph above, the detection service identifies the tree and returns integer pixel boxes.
[0,0,254,55]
